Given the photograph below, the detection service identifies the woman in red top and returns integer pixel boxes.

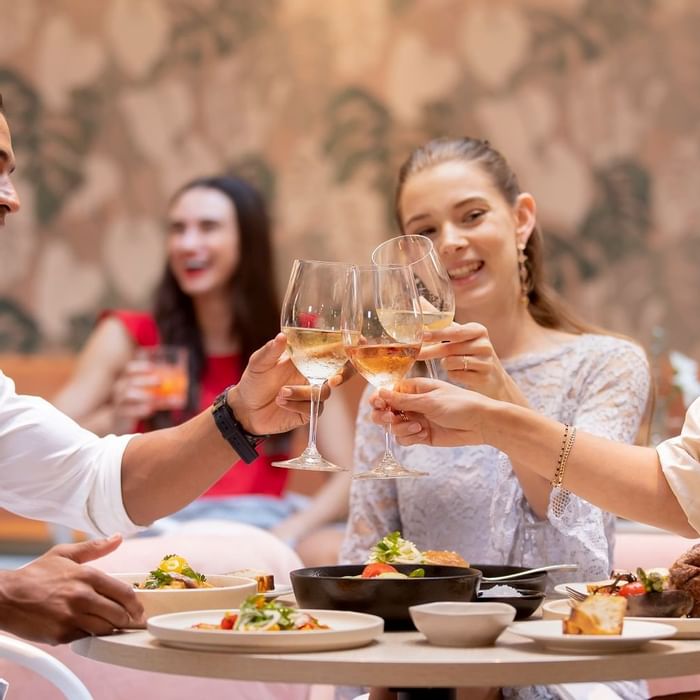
[54,175,337,535]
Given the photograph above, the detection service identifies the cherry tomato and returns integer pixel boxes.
[361,563,398,578]
[618,581,646,597]
[220,613,237,629]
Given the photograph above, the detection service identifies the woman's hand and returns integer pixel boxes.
[421,323,527,406]
[369,377,497,448]
[111,359,160,432]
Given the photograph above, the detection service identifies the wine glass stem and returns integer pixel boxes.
[305,381,323,454]
[426,359,439,378]
[383,423,395,461]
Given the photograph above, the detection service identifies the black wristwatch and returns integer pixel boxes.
[211,386,268,463]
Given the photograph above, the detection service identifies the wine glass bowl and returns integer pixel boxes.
[372,235,455,376]
[342,264,426,479]
[273,259,352,472]
[372,234,454,329]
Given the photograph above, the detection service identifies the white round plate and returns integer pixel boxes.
[542,598,700,639]
[147,608,384,653]
[263,584,293,601]
[553,581,612,597]
[509,619,676,653]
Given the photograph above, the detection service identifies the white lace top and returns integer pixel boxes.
[341,334,650,587]
[338,334,650,700]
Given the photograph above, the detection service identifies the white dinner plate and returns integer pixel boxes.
[263,584,293,601]
[147,608,384,653]
[542,598,700,639]
[553,581,614,597]
[509,619,675,653]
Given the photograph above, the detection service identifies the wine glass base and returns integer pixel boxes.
[353,467,428,480]
[272,457,347,472]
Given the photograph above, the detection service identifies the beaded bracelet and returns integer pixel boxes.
[551,424,577,517]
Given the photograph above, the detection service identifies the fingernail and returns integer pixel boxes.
[408,423,422,433]
[280,387,292,397]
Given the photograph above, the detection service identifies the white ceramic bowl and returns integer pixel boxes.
[112,573,257,624]
[409,601,515,647]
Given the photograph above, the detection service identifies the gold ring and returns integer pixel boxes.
[399,411,409,423]
[462,356,469,371]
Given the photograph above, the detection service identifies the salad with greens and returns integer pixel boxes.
[136,554,211,590]
[192,595,329,632]
[367,531,423,565]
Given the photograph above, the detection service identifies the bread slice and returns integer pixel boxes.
[562,594,627,635]
[422,550,470,567]
[227,569,275,593]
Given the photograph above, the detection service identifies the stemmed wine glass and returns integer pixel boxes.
[272,259,352,472]
[372,234,454,378]
[342,264,426,479]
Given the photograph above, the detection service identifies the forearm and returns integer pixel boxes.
[498,378,551,519]
[484,403,699,537]
[121,410,236,525]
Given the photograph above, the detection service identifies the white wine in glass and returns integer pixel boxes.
[273,259,352,472]
[342,264,426,479]
[372,234,455,377]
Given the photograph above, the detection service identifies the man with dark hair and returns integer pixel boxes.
[0,98,327,644]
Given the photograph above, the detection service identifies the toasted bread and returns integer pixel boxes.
[422,550,469,567]
[562,594,626,635]
[227,569,275,593]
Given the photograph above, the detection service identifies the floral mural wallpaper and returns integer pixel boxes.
[1,0,699,395]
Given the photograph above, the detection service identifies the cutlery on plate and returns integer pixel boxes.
[565,586,587,602]
[481,564,578,582]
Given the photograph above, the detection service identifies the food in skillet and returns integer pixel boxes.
[134,554,213,590]
[192,595,330,631]
[585,568,693,618]
[345,563,426,579]
[367,532,469,568]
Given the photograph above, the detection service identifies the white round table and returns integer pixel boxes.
[73,628,700,689]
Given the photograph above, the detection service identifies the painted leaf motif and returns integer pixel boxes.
[324,88,392,184]
[580,160,651,263]
[30,88,102,225]
[0,300,40,353]
[163,0,275,69]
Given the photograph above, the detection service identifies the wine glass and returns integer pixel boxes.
[342,264,426,479]
[372,234,455,378]
[272,259,352,472]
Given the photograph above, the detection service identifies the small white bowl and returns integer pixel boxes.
[112,573,257,625]
[409,601,515,647]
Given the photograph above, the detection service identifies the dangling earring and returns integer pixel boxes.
[517,242,531,306]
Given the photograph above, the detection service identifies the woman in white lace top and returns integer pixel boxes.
[340,138,650,700]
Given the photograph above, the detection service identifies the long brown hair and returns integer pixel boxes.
[395,137,602,335]
[152,175,279,419]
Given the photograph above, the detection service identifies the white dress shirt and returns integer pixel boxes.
[0,370,139,537]
[658,396,700,532]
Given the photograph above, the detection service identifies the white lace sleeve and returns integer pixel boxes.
[339,384,400,565]
[490,337,651,586]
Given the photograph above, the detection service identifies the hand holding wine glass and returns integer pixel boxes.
[342,264,426,479]
[272,259,352,472]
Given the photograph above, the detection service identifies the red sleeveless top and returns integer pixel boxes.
[105,310,289,498]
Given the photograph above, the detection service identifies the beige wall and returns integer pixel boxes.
[1,0,699,359]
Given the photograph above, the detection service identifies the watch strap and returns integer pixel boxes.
[211,386,268,464]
